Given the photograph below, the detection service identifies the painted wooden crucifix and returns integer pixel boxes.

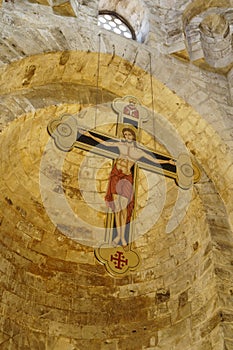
[77,126,175,247]
[48,96,200,277]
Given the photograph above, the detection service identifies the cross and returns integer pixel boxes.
[48,117,198,247]
[47,96,200,276]
[76,127,177,245]
[111,251,128,270]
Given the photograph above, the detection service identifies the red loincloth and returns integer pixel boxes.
[105,164,134,223]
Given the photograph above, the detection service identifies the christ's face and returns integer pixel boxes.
[123,130,134,142]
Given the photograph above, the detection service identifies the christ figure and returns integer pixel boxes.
[84,128,175,246]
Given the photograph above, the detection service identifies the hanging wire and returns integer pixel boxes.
[149,53,155,118]
[95,32,101,123]
[149,52,156,150]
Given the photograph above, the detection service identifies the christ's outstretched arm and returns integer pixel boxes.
[137,147,176,166]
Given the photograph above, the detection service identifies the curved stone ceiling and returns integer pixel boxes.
[0,49,232,350]
[0,51,232,227]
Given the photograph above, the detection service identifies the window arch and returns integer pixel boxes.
[98,10,136,40]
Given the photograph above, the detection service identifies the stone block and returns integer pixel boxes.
[28,0,50,4]
[52,1,76,17]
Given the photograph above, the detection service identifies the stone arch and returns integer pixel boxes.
[0,50,233,349]
[183,0,233,26]
[0,100,230,350]
[182,0,233,63]
[0,51,233,226]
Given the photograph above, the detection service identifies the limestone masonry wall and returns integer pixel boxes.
[0,1,232,349]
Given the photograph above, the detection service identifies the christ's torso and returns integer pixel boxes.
[115,142,142,174]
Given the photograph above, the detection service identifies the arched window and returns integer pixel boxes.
[98,11,136,40]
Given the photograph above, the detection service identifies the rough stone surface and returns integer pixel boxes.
[0,1,232,350]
